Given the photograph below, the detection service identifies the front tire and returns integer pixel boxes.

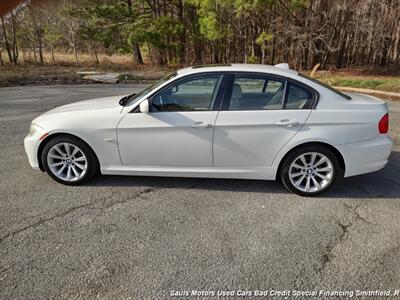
[41,135,98,185]
[280,145,343,196]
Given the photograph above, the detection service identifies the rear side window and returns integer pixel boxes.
[228,76,285,110]
[285,83,314,109]
[234,78,265,93]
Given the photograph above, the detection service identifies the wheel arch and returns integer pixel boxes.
[276,141,346,179]
[37,132,100,171]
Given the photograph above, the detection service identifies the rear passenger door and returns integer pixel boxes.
[213,73,315,168]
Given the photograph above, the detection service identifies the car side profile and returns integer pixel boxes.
[24,63,393,196]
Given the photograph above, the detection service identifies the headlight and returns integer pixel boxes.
[28,123,37,136]
[27,123,48,140]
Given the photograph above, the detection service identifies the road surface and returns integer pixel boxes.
[1,84,399,298]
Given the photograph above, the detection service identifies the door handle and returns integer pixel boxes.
[275,119,300,127]
[189,122,213,129]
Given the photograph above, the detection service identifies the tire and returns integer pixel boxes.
[280,145,343,196]
[41,135,99,185]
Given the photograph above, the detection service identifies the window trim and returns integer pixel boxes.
[220,72,319,111]
[131,71,320,113]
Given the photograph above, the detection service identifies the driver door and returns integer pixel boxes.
[117,74,223,167]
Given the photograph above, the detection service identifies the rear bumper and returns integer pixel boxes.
[338,135,393,177]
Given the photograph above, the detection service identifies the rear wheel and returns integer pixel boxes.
[41,135,98,185]
[280,145,343,196]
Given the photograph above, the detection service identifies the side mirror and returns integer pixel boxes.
[139,99,149,114]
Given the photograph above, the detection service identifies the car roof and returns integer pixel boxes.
[176,63,299,78]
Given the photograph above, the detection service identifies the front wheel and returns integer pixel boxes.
[280,145,343,196]
[41,135,98,185]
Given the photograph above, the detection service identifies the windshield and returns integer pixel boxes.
[300,74,351,100]
[124,72,178,106]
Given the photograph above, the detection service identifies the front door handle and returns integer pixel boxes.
[275,119,300,127]
[189,122,213,129]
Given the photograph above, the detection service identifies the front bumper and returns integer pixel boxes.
[24,124,48,170]
[338,135,393,177]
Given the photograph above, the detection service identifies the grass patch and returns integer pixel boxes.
[317,75,400,93]
[325,78,384,88]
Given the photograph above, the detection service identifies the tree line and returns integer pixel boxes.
[1,0,399,70]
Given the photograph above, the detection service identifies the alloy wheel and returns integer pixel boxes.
[46,142,88,182]
[288,152,334,193]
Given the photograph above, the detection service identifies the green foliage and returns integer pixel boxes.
[323,77,385,89]
[187,0,232,41]
[7,0,399,70]
[289,0,308,10]
[247,55,259,64]
[14,9,36,50]
[256,31,273,50]
[234,0,275,15]
[69,1,133,53]
[1,0,314,65]
[198,13,224,40]
[44,23,61,47]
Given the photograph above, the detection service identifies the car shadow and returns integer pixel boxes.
[88,151,400,199]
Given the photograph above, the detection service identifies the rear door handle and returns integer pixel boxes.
[275,119,300,127]
[189,122,213,129]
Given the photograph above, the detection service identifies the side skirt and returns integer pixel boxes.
[100,165,277,180]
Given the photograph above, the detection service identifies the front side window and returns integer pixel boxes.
[151,75,221,112]
[228,76,285,110]
[125,72,177,106]
[285,83,313,109]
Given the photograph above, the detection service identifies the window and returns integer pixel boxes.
[228,76,285,110]
[151,75,221,112]
[234,78,265,93]
[125,72,177,106]
[285,83,313,109]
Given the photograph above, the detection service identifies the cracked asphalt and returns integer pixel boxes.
[1,84,400,299]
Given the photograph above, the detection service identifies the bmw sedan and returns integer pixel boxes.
[24,63,393,196]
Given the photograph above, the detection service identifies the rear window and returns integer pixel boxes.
[300,74,351,100]
[286,83,314,109]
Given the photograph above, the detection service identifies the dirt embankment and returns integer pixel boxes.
[0,65,166,87]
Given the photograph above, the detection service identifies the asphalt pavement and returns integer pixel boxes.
[0,84,400,299]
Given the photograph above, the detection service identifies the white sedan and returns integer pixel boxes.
[24,63,393,196]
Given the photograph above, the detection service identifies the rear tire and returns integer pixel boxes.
[41,135,99,185]
[280,145,343,196]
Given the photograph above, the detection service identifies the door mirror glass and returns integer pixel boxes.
[139,99,149,113]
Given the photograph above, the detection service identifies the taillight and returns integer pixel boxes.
[378,113,389,134]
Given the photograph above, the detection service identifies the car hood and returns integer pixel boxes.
[42,95,126,116]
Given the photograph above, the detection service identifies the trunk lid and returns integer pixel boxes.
[344,92,386,109]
